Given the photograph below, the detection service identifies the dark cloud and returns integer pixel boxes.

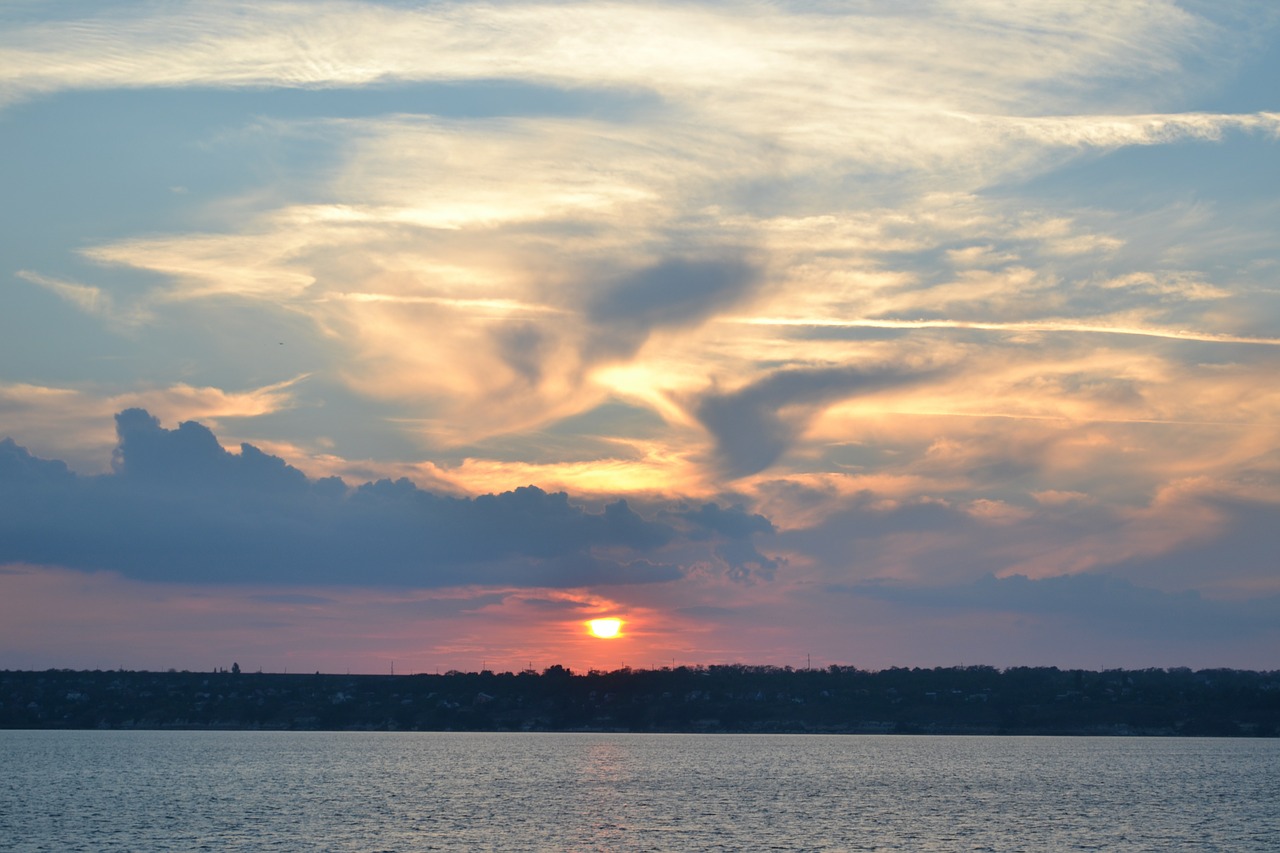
[0,410,775,588]
[672,501,774,539]
[1113,496,1280,591]
[1,437,75,483]
[661,502,779,579]
[586,256,760,360]
[492,321,549,385]
[113,409,317,494]
[713,539,780,582]
[850,572,1280,640]
[695,364,943,478]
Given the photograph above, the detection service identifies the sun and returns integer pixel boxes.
[587,617,623,639]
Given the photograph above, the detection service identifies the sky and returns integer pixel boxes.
[2,0,1279,675]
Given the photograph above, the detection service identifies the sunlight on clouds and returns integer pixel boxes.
[70,111,752,443]
[966,110,1280,149]
[422,444,715,500]
[727,317,1280,348]
[323,299,600,444]
[992,479,1234,581]
[591,363,707,429]
[37,3,1279,469]
[83,232,317,300]
[965,499,1034,525]
[332,117,669,221]
[0,2,1211,109]
[742,471,971,531]
[1096,271,1230,302]
[0,378,303,473]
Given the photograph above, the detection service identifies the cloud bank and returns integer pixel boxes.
[850,572,1280,642]
[0,410,775,587]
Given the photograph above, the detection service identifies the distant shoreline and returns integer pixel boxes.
[4,665,1277,736]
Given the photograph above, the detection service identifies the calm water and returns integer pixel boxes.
[1,731,1276,851]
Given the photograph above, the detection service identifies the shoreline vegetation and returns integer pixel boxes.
[3,665,1277,736]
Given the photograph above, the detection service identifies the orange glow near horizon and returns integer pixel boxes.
[587,617,623,639]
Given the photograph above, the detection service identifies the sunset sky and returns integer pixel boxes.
[3,0,1278,674]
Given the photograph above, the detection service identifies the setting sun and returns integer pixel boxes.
[587,618,623,639]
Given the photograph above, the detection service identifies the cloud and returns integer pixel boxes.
[10,2,1272,483]
[754,471,1280,603]
[0,378,306,473]
[1109,493,1280,596]
[16,270,155,329]
[671,501,773,539]
[0,437,74,484]
[0,409,776,587]
[850,572,1280,641]
[0,1,1226,112]
[694,363,946,478]
[730,315,1280,348]
[585,256,761,361]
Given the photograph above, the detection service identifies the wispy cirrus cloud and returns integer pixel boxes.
[16,270,154,329]
[728,315,1280,347]
[0,1,1224,107]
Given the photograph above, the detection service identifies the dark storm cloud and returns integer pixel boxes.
[850,573,1280,640]
[695,364,942,478]
[0,410,774,587]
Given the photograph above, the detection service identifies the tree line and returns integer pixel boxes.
[2,664,1276,736]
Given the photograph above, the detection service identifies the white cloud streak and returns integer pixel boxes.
[0,1,1213,106]
[726,316,1280,347]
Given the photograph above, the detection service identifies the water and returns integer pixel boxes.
[1,731,1276,851]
